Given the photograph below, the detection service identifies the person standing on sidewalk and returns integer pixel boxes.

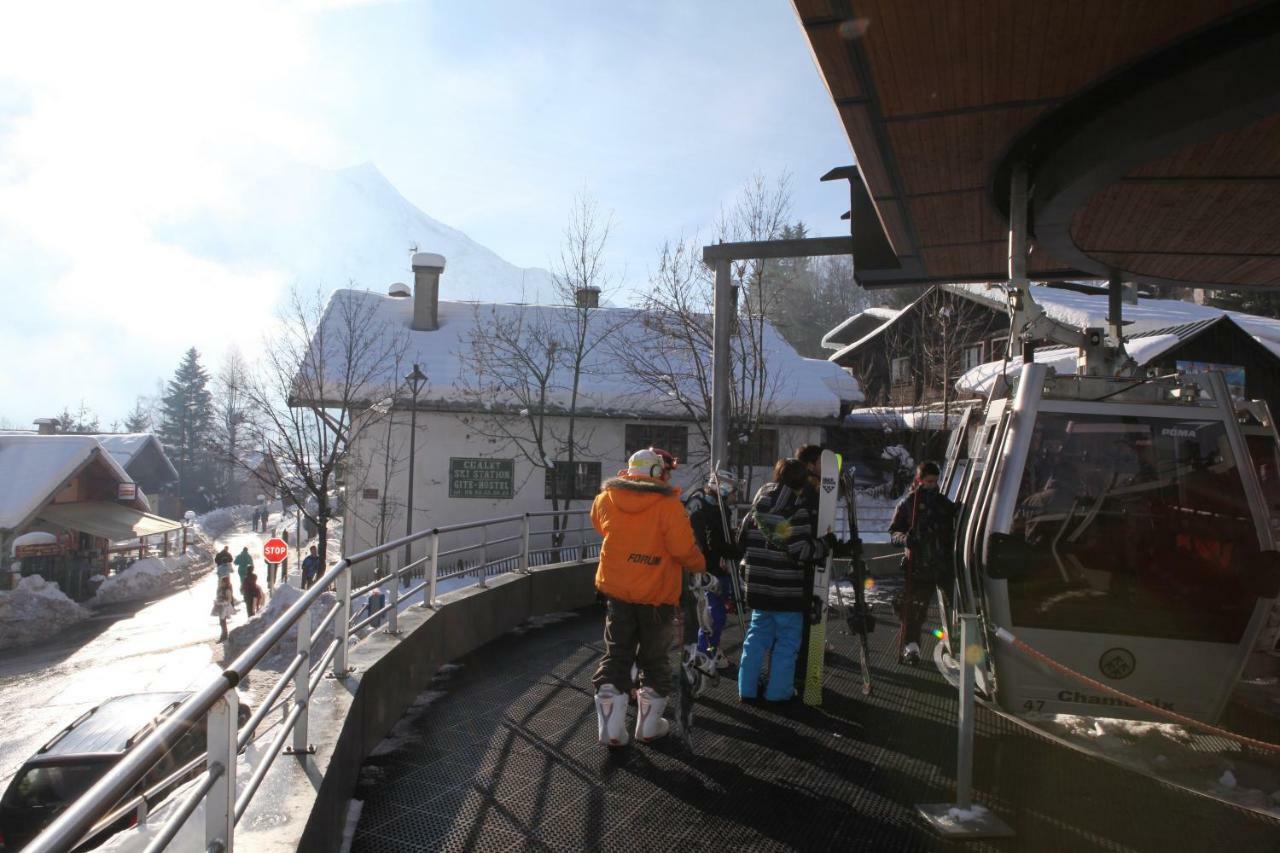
[234,546,254,605]
[889,461,955,666]
[212,576,238,642]
[591,448,705,746]
[301,546,321,590]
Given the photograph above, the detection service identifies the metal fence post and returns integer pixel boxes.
[519,514,530,574]
[955,613,977,808]
[205,690,238,853]
[386,564,400,634]
[333,565,352,677]
[289,604,312,755]
[477,525,489,588]
[427,532,439,608]
[915,613,1013,838]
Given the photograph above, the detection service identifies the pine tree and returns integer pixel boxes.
[54,401,100,434]
[159,348,216,510]
[123,396,152,433]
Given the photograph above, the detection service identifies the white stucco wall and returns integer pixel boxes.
[341,409,822,582]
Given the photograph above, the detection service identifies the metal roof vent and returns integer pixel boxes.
[388,282,411,298]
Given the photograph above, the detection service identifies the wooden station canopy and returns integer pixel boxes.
[794,1,1280,290]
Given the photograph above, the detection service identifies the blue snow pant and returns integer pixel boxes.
[738,610,804,701]
[697,577,732,655]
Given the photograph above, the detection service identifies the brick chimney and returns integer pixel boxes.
[575,286,600,308]
[410,252,446,331]
[33,418,58,435]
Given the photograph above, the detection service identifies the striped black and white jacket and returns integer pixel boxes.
[738,482,829,613]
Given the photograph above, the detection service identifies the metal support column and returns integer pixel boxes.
[205,690,238,853]
[332,566,352,678]
[916,614,1013,838]
[426,532,439,608]
[711,257,732,470]
[288,605,312,755]
[1007,163,1029,364]
[519,515,530,573]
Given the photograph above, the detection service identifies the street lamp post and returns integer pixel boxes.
[402,364,428,577]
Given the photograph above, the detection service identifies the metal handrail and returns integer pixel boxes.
[26,508,596,853]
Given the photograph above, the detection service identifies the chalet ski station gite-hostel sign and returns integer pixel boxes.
[448,457,515,500]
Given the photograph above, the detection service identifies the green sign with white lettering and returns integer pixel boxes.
[448,457,515,499]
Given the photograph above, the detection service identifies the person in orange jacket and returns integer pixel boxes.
[591,447,705,746]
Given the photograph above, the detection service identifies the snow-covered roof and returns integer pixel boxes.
[303,289,862,419]
[821,307,901,351]
[843,404,971,431]
[0,435,143,532]
[946,283,1280,349]
[827,293,930,363]
[93,434,179,481]
[954,316,1262,396]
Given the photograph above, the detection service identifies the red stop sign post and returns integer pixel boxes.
[263,538,289,564]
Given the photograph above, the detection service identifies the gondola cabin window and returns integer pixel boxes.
[1005,413,1260,643]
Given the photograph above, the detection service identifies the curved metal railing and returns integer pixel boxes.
[24,509,600,853]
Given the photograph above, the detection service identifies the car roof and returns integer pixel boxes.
[37,692,191,758]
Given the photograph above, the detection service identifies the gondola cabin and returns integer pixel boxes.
[946,364,1280,722]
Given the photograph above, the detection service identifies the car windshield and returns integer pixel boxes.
[1005,412,1262,642]
[2,762,109,810]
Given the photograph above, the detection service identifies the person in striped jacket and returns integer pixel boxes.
[736,457,837,703]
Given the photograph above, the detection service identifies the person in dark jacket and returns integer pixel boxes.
[301,546,321,590]
[737,458,836,702]
[243,572,265,618]
[889,461,956,665]
[214,546,234,578]
[685,469,740,669]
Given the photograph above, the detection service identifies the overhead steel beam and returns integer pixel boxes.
[702,235,854,263]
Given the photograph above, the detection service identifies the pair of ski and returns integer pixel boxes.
[802,450,874,705]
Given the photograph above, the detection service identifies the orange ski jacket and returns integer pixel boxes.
[591,475,706,605]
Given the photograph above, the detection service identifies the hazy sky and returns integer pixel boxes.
[0,1,852,427]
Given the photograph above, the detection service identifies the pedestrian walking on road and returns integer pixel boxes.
[591,447,705,747]
[212,576,238,642]
[215,546,233,579]
[243,572,265,618]
[889,461,955,666]
[737,458,835,704]
[235,547,254,604]
[301,546,321,590]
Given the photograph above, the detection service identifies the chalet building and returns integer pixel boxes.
[0,435,184,599]
[92,434,181,517]
[827,282,1280,414]
[301,253,862,583]
[234,451,282,506]
[823,282,1280,478]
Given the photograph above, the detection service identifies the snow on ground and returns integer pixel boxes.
[366,689,448,758]
[194,505,251,541]
[91,545,211,607]
[1031,713,1280,819]
[0,574,91,649]
[225,583,338,670]
[508,611,577,636]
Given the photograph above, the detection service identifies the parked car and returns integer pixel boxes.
[0,692,251,851]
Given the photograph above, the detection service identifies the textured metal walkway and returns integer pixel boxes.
[350,601,1280,852]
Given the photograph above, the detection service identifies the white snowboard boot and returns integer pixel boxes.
[595,684,630,747]
[634,687,670,743]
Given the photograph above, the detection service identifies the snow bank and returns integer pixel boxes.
[0,574,90,650]
[194,506,251,540]
[92,552,207,606]
[225,584,338,670]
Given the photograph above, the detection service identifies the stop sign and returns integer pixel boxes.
[263,538,289,563]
